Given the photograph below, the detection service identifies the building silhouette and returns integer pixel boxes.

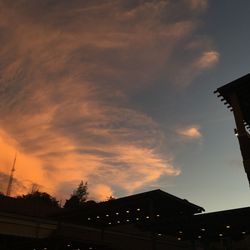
[215,73,250,184]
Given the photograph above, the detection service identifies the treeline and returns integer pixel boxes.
[0,181,115,209]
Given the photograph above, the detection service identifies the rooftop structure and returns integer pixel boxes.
[1,189,250,249]
[0,189,204,250]
[215,73,250,184]
[57,189,204,228]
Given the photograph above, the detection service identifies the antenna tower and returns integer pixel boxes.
[6,153,17,196]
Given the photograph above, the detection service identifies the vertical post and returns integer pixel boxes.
[149,198,157,250]
[35,221,40,239]
[191,239,196,250]
[219,238,223,250]
[243,235,249,250]
[231,93,250,184]
[54,220,62,250]
[101,226,105,244]
[231,94,246,135]
[151,232,156,250]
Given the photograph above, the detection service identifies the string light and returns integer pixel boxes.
[226,225,230,229]
[146,216,149,219]
[177,237,181,241]
[219,233,223,237]
[106,214,109,217]
[116,212,119,215]
[201,228,206,231]
[137,208,140,211]
[126,210,130,213]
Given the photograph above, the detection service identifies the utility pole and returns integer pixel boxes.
[6,153,17,196]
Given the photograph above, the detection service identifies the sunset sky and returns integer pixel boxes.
[1,0,250,212]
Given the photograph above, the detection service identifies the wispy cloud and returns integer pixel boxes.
[195,51,220,69]
[176,126,202,139]
[188,0,208,11]
[0,0,216,200]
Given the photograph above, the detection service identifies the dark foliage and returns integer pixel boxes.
[64,181,88,209]
[107,195,115,201]
[16,191,59,208]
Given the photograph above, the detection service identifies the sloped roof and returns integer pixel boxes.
[102,189,204,214]
[57,189,204,227]
[214,73,250,128]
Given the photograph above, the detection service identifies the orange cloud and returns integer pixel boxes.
[176,126,202,139]
[0,0,215,200]
[195,51,220,69]
[89,184,114,201]
[0,130,48,196]
[173,49,219,87]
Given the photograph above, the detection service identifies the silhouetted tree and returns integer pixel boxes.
[64,181,88,209]
[17,191,59,208]
[107,195,115,201]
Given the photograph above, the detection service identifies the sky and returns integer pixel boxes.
[0,0,250,212]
